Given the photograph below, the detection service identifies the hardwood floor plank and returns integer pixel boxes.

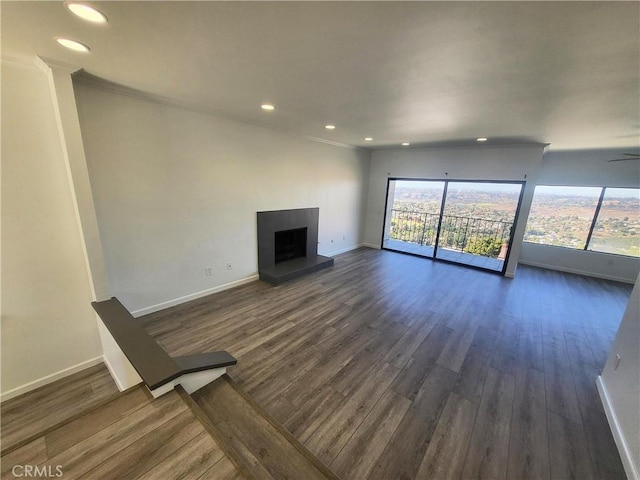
[1,364,118,453]
[198,456,245,480]
[369,364,457,480]
[0,438,48,478]
[416,393,478,480]
[543,336,583,424]
[490,322,521,375]
[437,323,478,374]
[383,313,437,368]
[44,386,150,457]
[330,320,407,397]
[304,361,400,465]
[391,323,453,400]
[452,344,491,405]
[330,388,411,480]
[136,431,230,480]
[246,347,323,406]
[518,331,544,372]
[283,386,345,443]
[194,378,332,480]
[81,410,204,479]
[579,402,627,480]
[564,333,603,412]
[282,323,380,407]
[547,411,598,480]
[41,391,187,479]
[507,367,550,480]
[461,367,515,479]
[200,419,275,480]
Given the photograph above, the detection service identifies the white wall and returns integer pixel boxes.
[73,83,371,314]
[598,274,640,480]
[363,144,546,276]
[519,149,640,283]
[1,61,102,399]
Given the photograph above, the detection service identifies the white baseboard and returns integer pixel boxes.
[131,274,260,317]
[518,260,636,284]
[597,376,640,480]
[0,356,104,403]
[363,243,381,250]
[324,243,366,256]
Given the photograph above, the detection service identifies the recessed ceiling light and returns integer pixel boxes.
[261,104,275,111]
[325,125,336,130]
[55,37,90,53]
[365,137,373,141]
[65,2,108,23]
[402,142,410,146]
[477,137,488,142]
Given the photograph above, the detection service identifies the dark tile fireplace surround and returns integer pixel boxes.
[257,208,334,285]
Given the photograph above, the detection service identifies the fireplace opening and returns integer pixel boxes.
[274,227,307,264]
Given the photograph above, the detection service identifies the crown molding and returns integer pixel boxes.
[36,56,82,75]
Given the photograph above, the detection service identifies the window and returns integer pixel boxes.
[524,185,640,257]
[588,188,640,257]
[524,186,601,249]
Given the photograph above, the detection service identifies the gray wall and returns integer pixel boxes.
[74,83,371,314]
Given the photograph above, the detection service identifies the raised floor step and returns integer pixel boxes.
[1,363,120,455]
[1,384,243,480]
[191,374,340,480]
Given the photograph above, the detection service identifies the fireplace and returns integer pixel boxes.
[257,208,334,285]
[275,227,307,263]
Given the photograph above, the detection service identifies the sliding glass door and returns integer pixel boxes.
[382,180,445,257]
[434,182,523,272]
[382,178,524,273]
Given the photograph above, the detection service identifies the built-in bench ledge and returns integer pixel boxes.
[92,297,237,398]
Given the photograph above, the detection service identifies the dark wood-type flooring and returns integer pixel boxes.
[141,247,632,480]
[192,374,339,479]
[1,364,119,454]
[2,384,242,480]
[2,248,632,479]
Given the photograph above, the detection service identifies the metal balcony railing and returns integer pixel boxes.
[388,209,513,258]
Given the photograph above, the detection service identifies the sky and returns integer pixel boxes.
[394,180,522,195]
[394,181,639,199]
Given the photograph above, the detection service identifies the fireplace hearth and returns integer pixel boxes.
[257,208,334,285]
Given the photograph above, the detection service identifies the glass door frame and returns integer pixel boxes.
[381,177,527,275]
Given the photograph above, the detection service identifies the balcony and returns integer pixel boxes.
[384,209,514,271]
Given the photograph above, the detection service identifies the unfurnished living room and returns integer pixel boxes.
[2,1,639,479]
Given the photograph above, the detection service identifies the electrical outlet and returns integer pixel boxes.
[226,262,232,270]
[205,267,212,276]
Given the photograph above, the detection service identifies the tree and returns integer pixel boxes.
[466,237,503,258]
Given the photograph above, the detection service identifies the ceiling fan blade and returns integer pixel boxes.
[608,157,640,162]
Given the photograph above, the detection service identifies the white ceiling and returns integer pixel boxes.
[2,1,639,152]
